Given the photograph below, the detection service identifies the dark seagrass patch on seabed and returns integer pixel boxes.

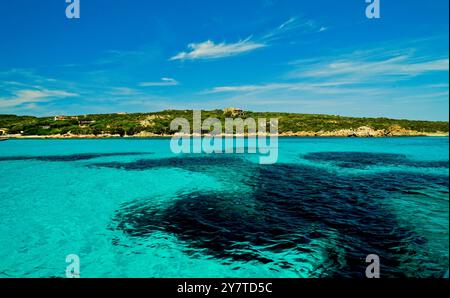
[88,154,257,184]
[0,152,152,162]
[302,152,449,169]
[88,154,247,171]
[109,152,449,277]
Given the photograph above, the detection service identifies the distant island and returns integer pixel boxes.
[0,108,448,138]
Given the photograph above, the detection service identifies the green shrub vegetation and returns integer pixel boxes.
[0,110,448,136]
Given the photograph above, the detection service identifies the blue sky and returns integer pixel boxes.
[0,0,448,120]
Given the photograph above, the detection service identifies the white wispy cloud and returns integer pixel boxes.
[170,16,326,62]
[262,17,299,40]
[170,38,266,61]
[204,81,374,96]
[0,89,77,109]
[262,17,327,41]
[138,77,179,87]
[203,48,449,109]
[289,55,449,79]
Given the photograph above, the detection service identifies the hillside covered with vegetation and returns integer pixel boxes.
[0,110,448,137]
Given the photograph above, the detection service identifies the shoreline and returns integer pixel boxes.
[2,132,449,140]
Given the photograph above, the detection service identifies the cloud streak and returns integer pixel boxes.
[204,81,358,94]
[203,48,449,112]
[0,89,77,109]
[170,16,325,61]
[138,77,179,87]
[170,38,266,61]
[262,17,327,41]
[289,55,449,79]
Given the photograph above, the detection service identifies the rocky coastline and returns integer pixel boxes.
[3,125,448,139]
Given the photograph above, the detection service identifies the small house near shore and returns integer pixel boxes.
[54,116,79,121]
[223,107,245,117]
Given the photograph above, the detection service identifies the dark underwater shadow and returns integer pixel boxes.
[105,153,448,277]
[0,152,152,162]
[302,152,449,169]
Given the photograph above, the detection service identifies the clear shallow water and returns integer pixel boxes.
[0,137,448,278]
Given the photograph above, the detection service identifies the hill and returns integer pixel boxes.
[0,109,448,138]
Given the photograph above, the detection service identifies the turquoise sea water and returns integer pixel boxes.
[0,137,448,278]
